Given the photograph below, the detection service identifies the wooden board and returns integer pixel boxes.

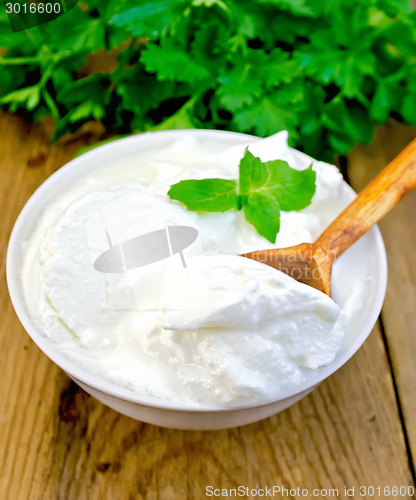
[348,121,416,465]
[0,112,415,499]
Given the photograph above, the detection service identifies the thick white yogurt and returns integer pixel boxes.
[22,131,351,407]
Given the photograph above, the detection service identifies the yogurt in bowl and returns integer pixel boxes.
[6,130,387,429]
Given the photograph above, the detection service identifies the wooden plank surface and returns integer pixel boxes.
[0,112,415,499]
[348,121,416,465]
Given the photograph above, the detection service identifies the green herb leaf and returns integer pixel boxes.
[233,92,300,140]
[168,179,239,212]
[238,150,316,241]
[239,150,316,211]
[141,38,210,83]
[0,0,415,160]
[256,0,317,18]
[168,149,316,243]
[110,0,185,40]
[0,85,41,112]
[241,192,281,243]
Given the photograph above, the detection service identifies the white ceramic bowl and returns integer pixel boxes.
[6,130,387,430]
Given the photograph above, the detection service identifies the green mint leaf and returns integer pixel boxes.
[239,150,316,212]
[167,150,316,243]
[241,192,281,243]
[168,179,238,212]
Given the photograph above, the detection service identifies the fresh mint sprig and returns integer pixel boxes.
[167,178,239,213]
[167,149,316,243]
[1,1,415,159]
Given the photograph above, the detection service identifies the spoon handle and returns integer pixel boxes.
[315,137,416,260]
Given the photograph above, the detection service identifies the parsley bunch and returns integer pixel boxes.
[0,0,415,160]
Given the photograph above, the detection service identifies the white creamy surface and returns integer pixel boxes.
[22,131,355,407]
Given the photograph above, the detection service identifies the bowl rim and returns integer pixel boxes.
[6,129,388,413]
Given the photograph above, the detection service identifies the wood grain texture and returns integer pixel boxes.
[348,120,416,466]
[0,112,415,499]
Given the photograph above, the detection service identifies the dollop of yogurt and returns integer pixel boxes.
[22,131,351,407]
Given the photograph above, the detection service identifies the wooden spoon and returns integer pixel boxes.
[242,138,416,296]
